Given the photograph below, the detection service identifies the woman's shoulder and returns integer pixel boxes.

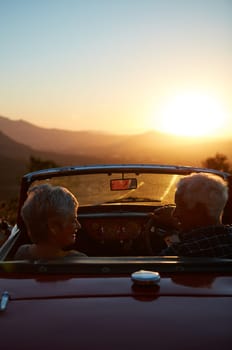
[14,244,33,260]
[14,246,87,260]
[64,250,87,258]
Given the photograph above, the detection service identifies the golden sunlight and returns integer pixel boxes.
[156,92,227,137]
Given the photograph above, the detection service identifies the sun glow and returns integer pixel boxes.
[155,92,228,137]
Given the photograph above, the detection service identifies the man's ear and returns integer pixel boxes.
[194,202,210,220]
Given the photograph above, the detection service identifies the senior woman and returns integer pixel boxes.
[14,184,86,260]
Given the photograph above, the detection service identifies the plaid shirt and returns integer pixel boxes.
[161,225,232,258]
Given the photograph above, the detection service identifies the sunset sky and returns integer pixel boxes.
[1,0,231,138]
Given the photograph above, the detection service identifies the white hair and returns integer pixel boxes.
[21,184,79,243]
[176,173,228,219]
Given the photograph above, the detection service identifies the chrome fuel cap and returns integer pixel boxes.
[131,270,160,286]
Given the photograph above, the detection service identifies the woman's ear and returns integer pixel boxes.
[47,217,60,235]
[27,229,33,240]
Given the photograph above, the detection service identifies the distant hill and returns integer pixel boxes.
[1,115,232,165]
[113,131,232,166]
[0,132,31,199]
[0,115,129,155]
[1,114,232,201]
[0,130,105,200]
[0,130,33,159]
[0,154,26,200]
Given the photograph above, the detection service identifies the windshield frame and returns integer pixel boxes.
[18,164,229,209]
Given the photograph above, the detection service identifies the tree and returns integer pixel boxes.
[27,156,59,172]
[0,198,18,225]
[202,153,231,172]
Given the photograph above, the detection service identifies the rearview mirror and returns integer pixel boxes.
[110,178,137,191]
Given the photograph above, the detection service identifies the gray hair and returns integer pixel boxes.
[21,184,79,243]
[176,172,228,219]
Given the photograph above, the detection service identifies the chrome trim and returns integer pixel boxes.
[0,291,9,311]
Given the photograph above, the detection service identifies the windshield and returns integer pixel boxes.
[30,173,183,206]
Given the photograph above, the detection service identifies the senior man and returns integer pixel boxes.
[160,172,232,257]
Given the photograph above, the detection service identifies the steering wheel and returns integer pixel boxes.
[141,205,179,255]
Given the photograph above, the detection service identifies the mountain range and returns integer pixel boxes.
[0,115,232,200]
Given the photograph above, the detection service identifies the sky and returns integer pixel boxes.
[0,0,231,138]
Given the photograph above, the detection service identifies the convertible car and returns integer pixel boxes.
[1,164,232,350]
